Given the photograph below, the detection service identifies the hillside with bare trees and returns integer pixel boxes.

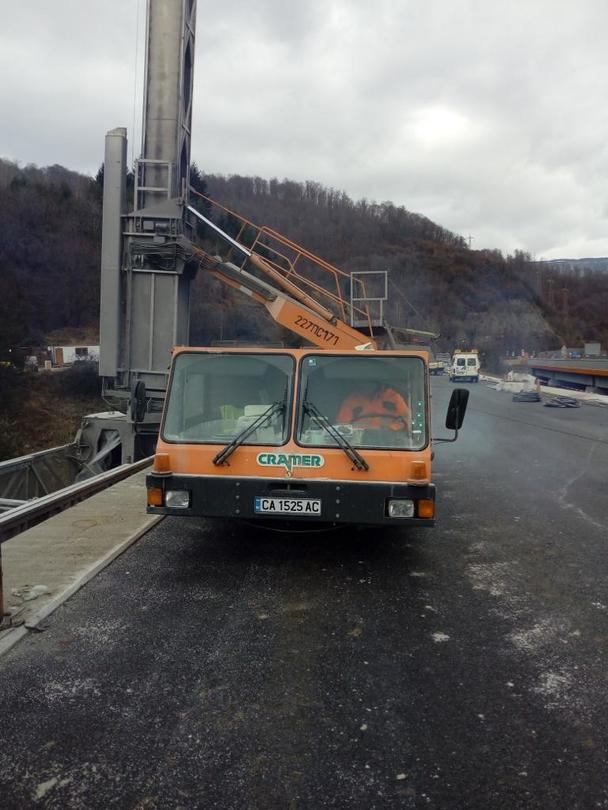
[1,159,607,369]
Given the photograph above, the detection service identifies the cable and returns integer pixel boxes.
[388,277,424,321]
[130,0,142,169]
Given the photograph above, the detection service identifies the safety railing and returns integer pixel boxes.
[0,443,81,502]
[0,457,152,628]
[190,191,376,334]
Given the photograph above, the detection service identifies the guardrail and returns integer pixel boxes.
[0,442,82,501]
[0,457,152,628]
[0,499,27,514]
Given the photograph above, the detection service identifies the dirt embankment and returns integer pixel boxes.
[0,364,105,461]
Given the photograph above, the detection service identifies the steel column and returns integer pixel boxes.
[140,0,196,205]
[99,127,127,378]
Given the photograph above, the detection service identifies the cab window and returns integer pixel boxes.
[162,353,293,445]
[298,354,427,450]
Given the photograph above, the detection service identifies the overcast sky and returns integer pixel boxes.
[2,0,608,259]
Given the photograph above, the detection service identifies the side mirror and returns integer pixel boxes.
[445,388,469,431]
[130,379,147,423]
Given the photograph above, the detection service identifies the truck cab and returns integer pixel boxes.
[450,350,480,383]
[147,347,443,527]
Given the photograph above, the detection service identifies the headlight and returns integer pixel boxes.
[165,489,191,508]
[387,499,415,518]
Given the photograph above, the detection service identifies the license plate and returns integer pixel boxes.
[254,497,322,515]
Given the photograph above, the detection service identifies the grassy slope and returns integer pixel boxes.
[0,366,105,461]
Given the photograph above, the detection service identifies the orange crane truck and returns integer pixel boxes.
[146,196,468,527]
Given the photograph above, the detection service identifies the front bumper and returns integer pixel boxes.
[146,474,436,527]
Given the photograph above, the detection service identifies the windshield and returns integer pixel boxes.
[467,357,478,366]
[162,352,293,445]
[298,354,427,450]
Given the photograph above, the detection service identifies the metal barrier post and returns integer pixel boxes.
[0,546,10,628]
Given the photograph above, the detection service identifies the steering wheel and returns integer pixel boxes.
[349,412,409,428]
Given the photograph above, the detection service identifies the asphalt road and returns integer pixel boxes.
[1,378,607,809]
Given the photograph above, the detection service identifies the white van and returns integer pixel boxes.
[450,351,480,383]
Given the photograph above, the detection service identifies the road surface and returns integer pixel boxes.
[1,377,607,809]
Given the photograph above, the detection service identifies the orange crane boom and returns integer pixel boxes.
[187,202,377,350]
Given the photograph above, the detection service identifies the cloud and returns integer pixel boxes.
[1,0,607,259]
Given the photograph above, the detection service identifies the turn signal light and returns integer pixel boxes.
[147,487,164,507]
[410,461,427,481]
[154,453,171,474]
[417,499,435,519]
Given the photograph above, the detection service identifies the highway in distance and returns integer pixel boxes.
[0,377,607,809]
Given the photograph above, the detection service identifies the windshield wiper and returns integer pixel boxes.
[303,400,369,471]
[213,401,285,466]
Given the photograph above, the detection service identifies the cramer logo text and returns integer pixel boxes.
[257,452,325,471]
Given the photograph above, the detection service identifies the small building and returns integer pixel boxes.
[48,345,100,366]
[584,342,602,357]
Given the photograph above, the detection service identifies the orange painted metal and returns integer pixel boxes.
[531,363,608,377]
[155,347,431,486]
[190,190,375,334]
[156,440,432,486]
[265,298,375,350]
[250,226,370,326]
[247,253,336,322]
[202,253,376,350]
[206,262,270,307]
